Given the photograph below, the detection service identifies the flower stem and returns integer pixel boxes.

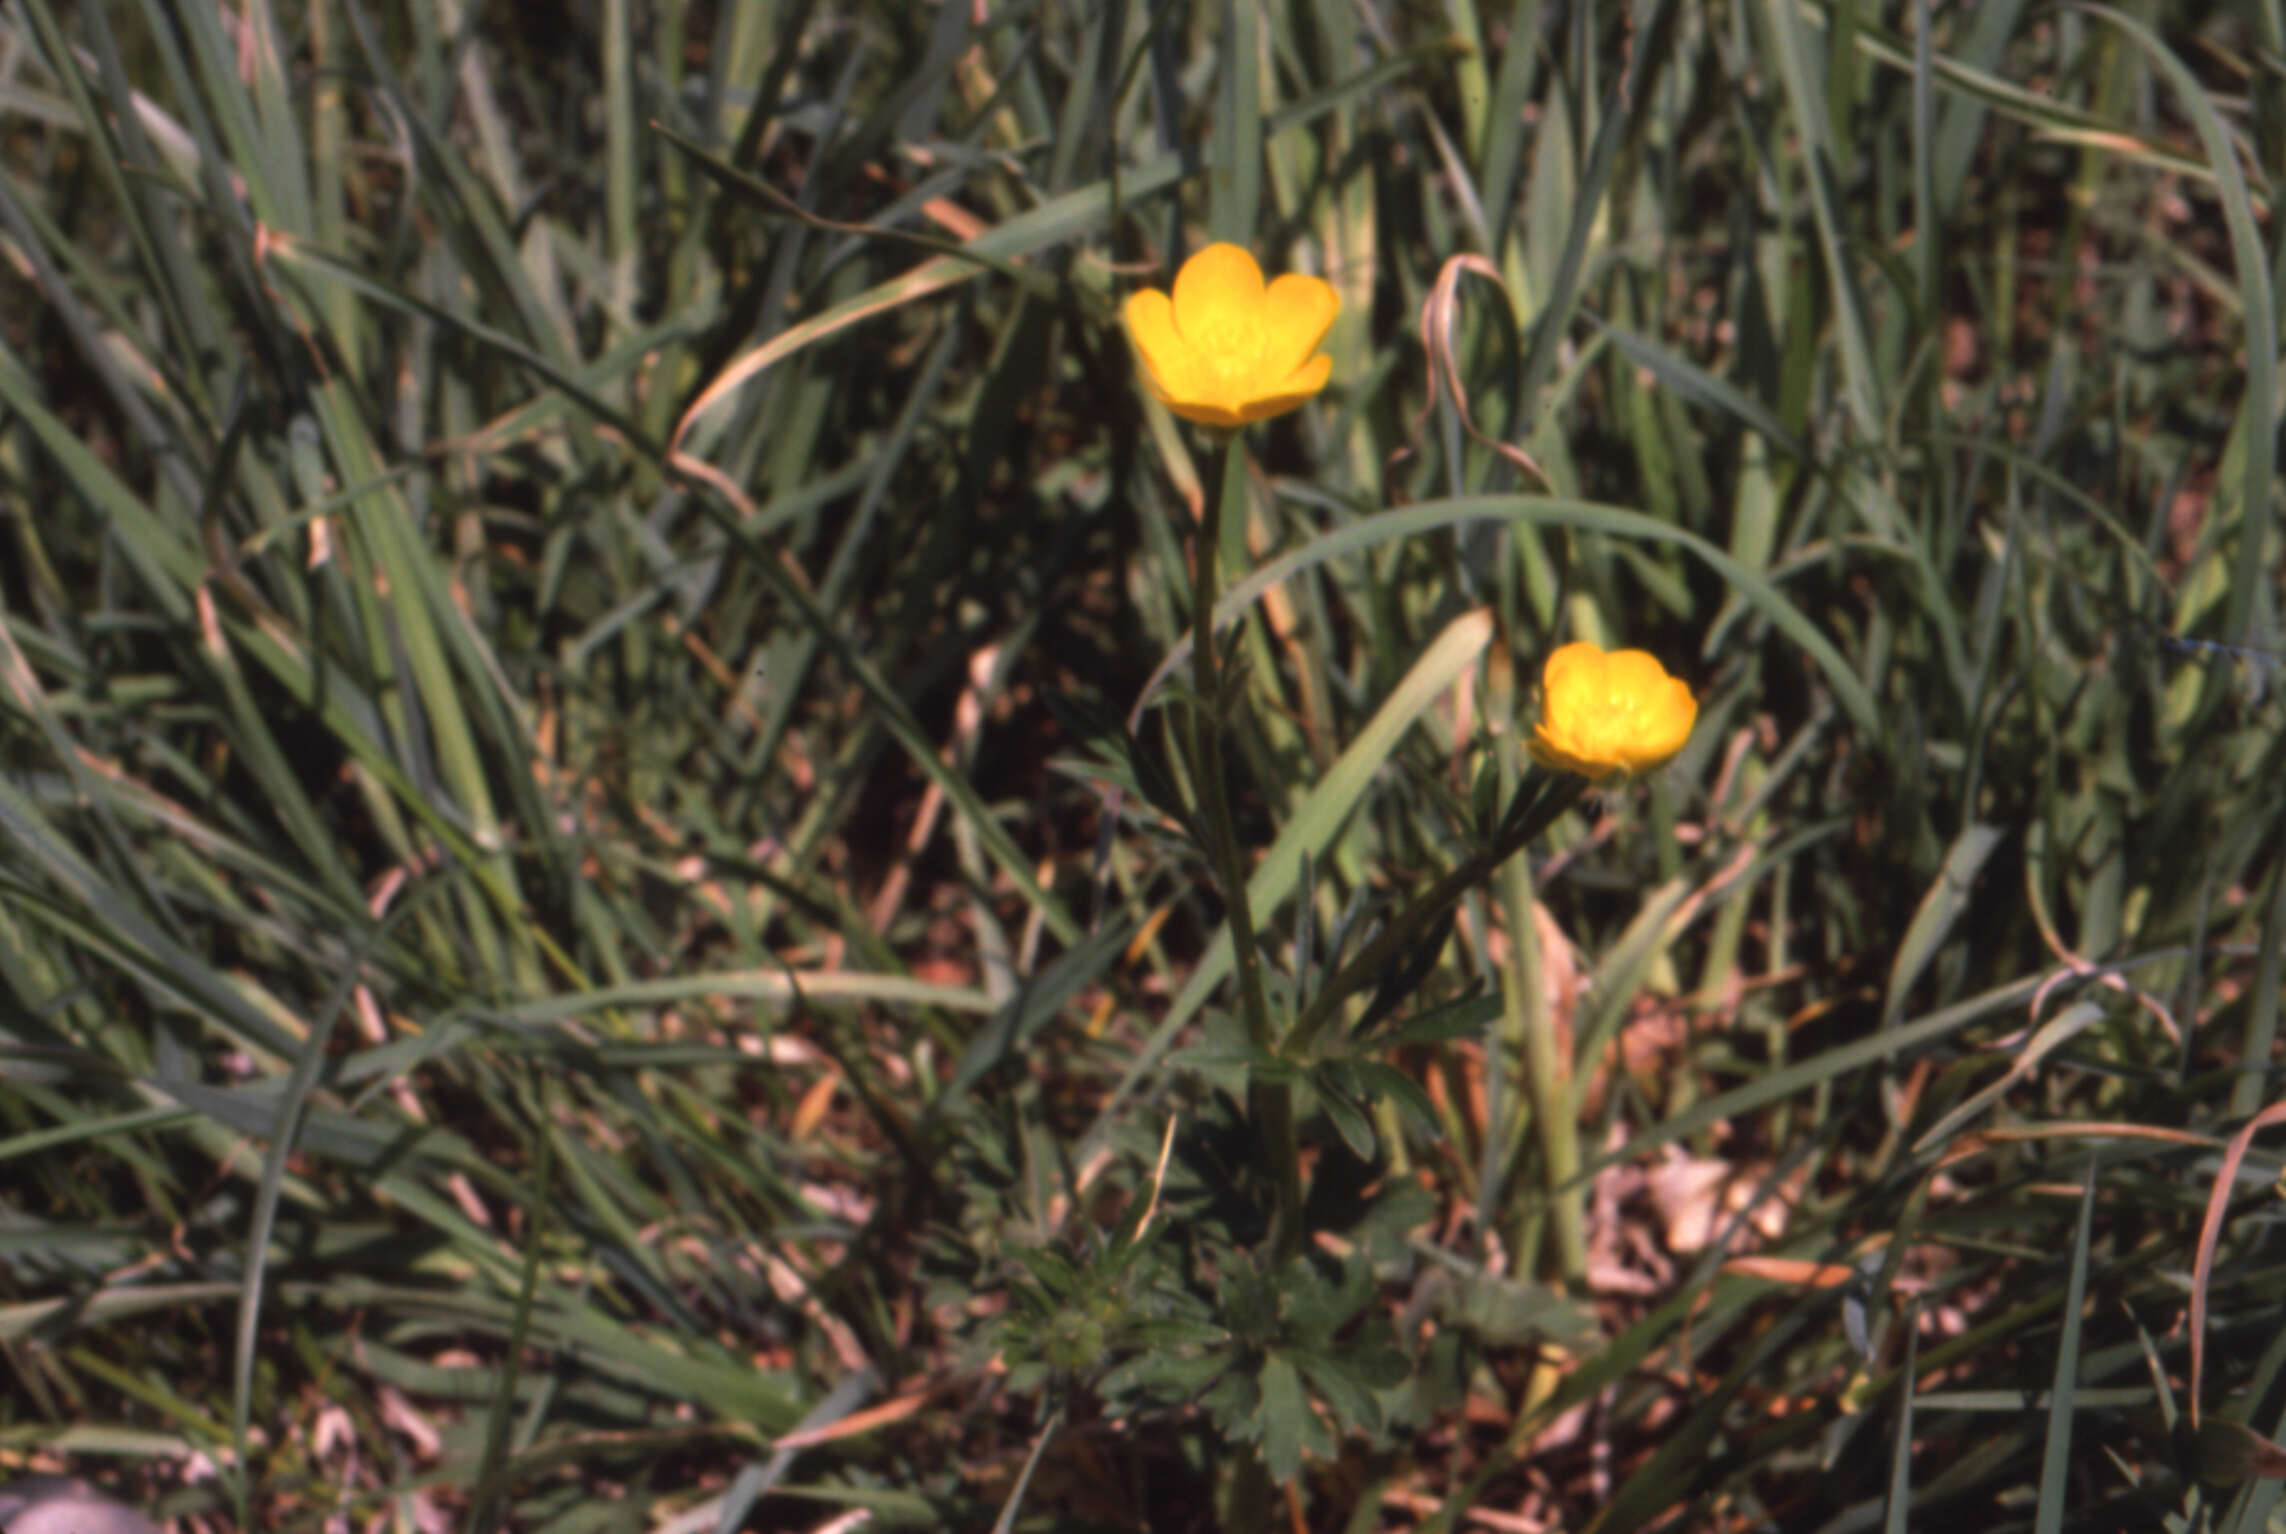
[1185,436,1301,1262]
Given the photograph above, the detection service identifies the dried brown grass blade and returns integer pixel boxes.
[2189,1100,2286,1427]
[1389,254,1544,487]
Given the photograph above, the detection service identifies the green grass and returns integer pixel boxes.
[2,1,2284,1530]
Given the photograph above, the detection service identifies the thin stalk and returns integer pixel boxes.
[1184,436,1301,1261]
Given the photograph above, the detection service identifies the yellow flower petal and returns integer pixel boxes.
[1171,243,1267,352]
[1602,648,1667,690]
[1258,272,1340,379]
[1169,398,1250,430]
[1539,641,1604,721]
[1236,352,1334,424]
[1542,639,1602,688]
[1526,640,1696,780]
[1123,288,1197,406]
[1123,243,1338,428]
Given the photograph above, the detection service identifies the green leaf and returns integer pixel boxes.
[1344,1342,1413,1393]
[1173,1008,1295,1094]
[1294,1347,1387,1435]
[1004,1244,1083,1302]
[1352,910,1458,1039]
[1125,1317,1231,1352]
[1255,1354,1316,1483]
[1439,1272,1603,1349]
[1101,1348,1230,1404]
[1278,1253,1376,1342]
[1880,822,2007,1033]
[1469,753,1503,841]
[1312,1071,1380,1162]
[938,914,1137,1107]
[1345,1063,1444,1139]
[1366,986,1502,1048]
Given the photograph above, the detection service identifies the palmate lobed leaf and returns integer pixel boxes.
[1251,1355,1321,1485]
[0,0,2279,1528]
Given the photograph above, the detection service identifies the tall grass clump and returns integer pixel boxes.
[1,1,2283,1530]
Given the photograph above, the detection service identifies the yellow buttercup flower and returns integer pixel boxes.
[1123,243,1338,429]
[1528,641,1697,780]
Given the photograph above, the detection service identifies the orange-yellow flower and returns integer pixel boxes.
[1122,243,1338,429]
[1528,641,1697,780]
